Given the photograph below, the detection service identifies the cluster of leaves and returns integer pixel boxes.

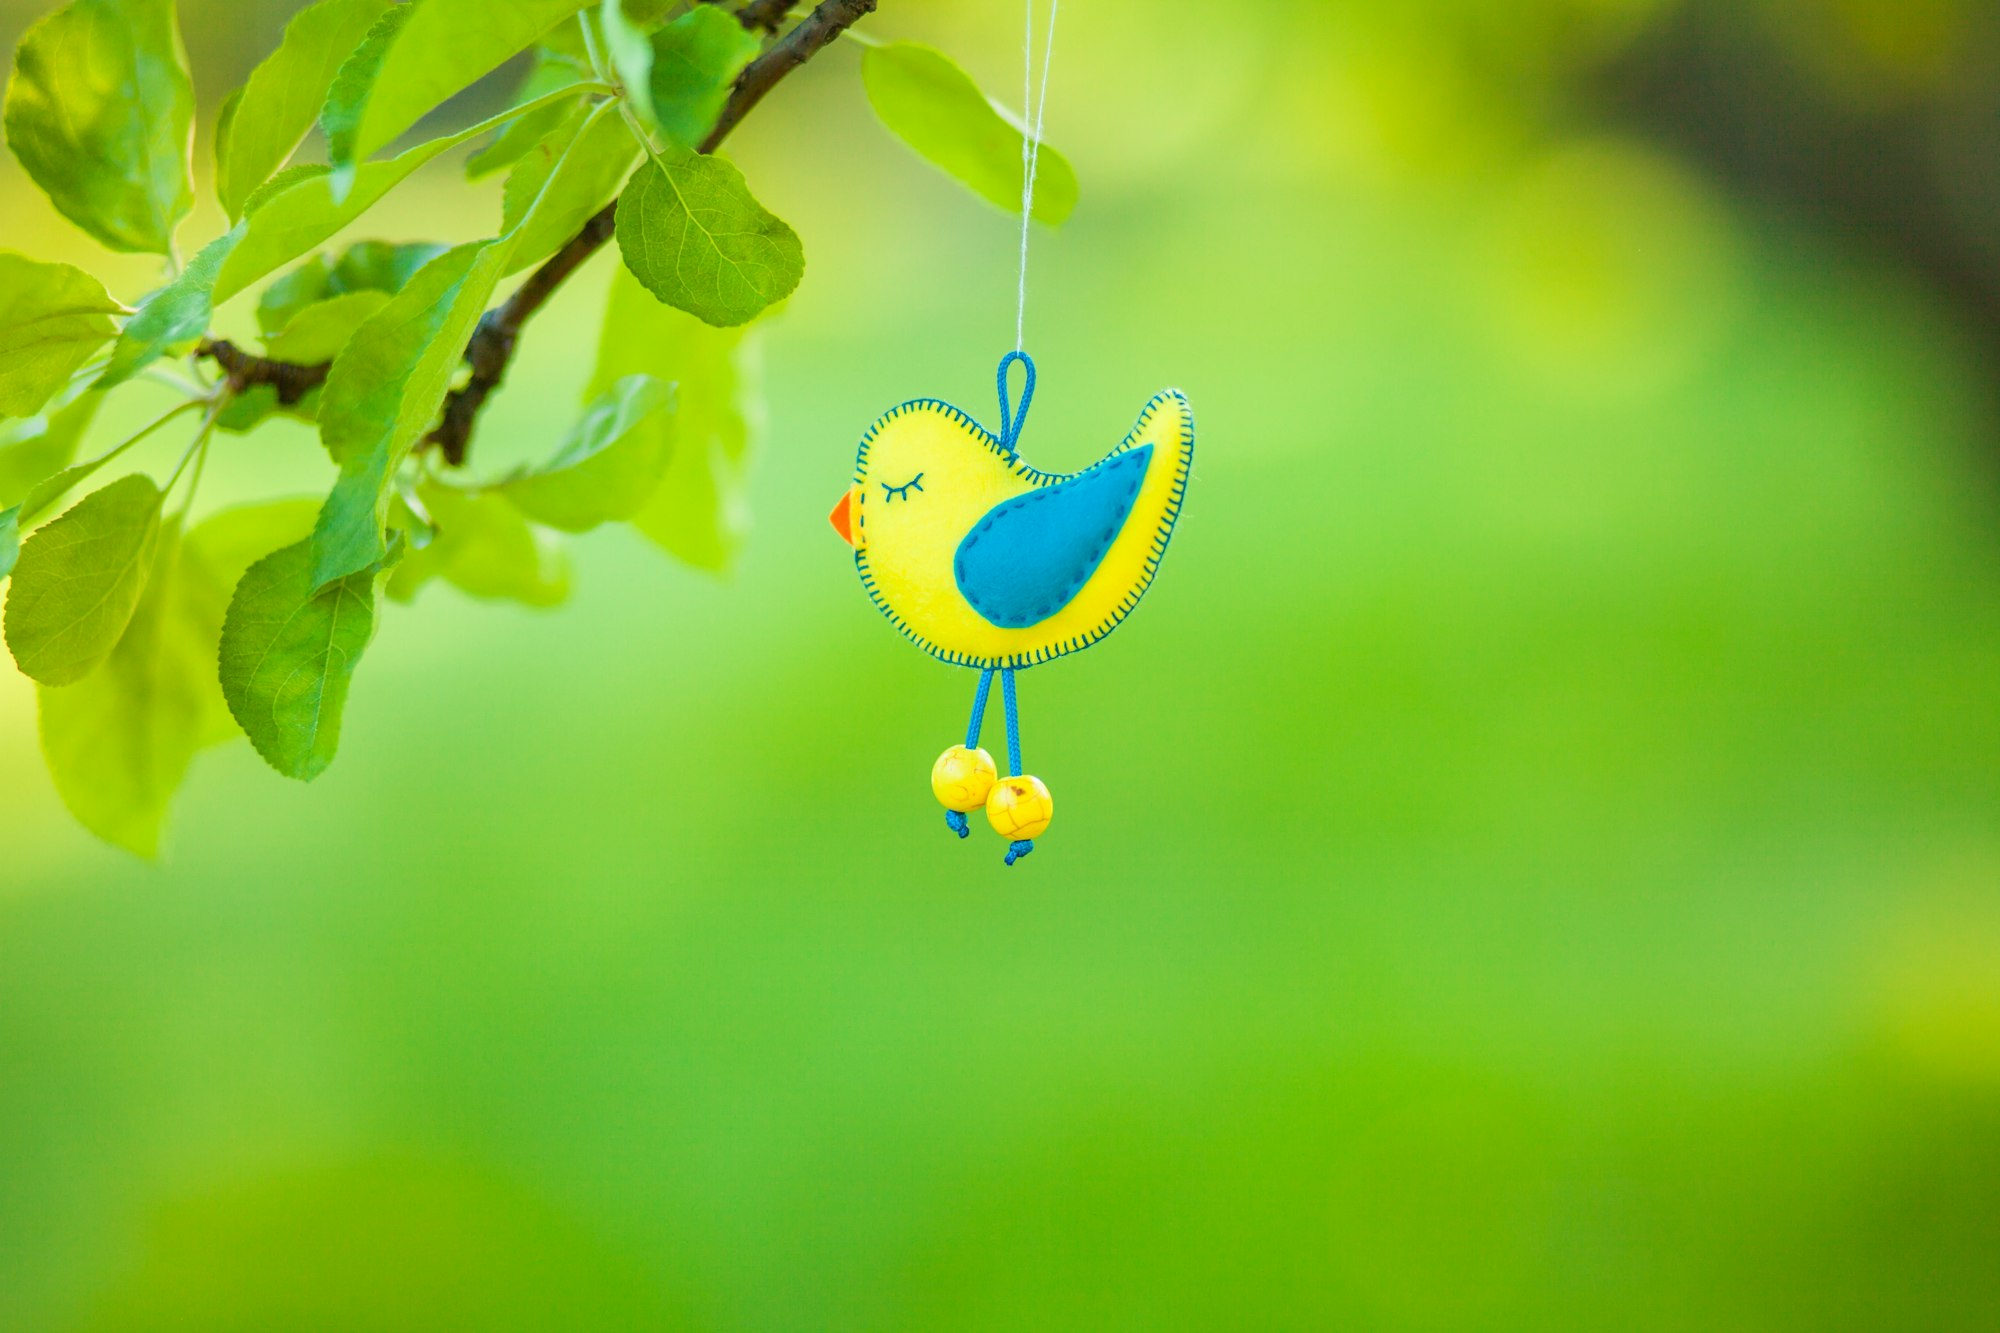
[0,0,1074,856]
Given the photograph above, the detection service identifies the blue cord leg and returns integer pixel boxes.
[966,667,995,750]
[945,668,996,839]
[1000,668,1034,865]
[1002,668,1022,777]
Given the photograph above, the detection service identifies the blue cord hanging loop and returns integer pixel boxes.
[996,351,1036,456]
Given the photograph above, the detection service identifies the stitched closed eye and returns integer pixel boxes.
[881,473,925,503]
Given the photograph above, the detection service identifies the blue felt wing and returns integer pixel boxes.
[954,444,1154,629]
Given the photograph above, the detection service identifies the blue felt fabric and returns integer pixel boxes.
[954,444,1154,630]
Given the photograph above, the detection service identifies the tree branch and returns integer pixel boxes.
[201,338,329,404]
[199,0,877,466]
[737,0,798,34]
[703,0,875,150]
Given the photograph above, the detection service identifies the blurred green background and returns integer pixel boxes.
[4,0,1999,1327]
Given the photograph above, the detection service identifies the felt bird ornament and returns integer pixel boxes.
[831,354,1194,864]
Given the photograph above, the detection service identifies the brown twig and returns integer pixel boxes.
[703,0,874,149]
[199,0,877,466]
[737,0,801,35]
[200,338,329,404]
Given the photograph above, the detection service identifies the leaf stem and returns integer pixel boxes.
[166,402,223,512]
[615,99,671,173]
[91,398,207,474]
[16,398,208,526]
[578,10,611,82]
[139,366,209,399]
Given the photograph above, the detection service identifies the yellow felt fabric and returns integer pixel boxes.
[851,389,1193,668]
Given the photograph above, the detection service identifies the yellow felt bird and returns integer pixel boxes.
[831,356,1194,863]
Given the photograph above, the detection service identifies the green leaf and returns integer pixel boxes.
[311,243,510,586]
[217,537,383,781]
[534,12,596,72]
[308,93,645,586]
[217,0,398,220]
[333,240,456,293]
[0,508,18,582]
[389,490,438,552]
[256,241,449,336]
[215,81,586,307]
[0,380,105,507]
[316,243,501,470]
[500,101,640,276]
[501,101,585,234]
[3,473,164,685]
[16,460,120,530]
[861,42,1079,226]
[646,4,761,149]
[591,263,760,572]
[184,498,320,743]
[265,291,394,364]
[38,500,312,851]
[242,163,335,216]
[215,383,283,435]
[256,258,338,337]
[466,52,585,179]
[466,100,576,181]
[324,0,593,181]
[387,481,570,607]
[316,0,419,194]
[0,254,121,418]
[2,0,196,254]
[214,86,243,183]
[599,0,657,125]
[614,148,804,328]
[37,523,207,857]
[619,0,680,24]
[211,158,425,308]
[189,500,325,587]
[501,374,674,531]
[98,235,234,389]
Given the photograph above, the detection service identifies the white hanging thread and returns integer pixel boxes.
[1015,0,1061,352]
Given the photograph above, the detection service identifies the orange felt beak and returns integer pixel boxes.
[829,484,861,547]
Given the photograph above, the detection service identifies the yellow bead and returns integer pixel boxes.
[986,775,1053,840]
[932,745,998,813]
